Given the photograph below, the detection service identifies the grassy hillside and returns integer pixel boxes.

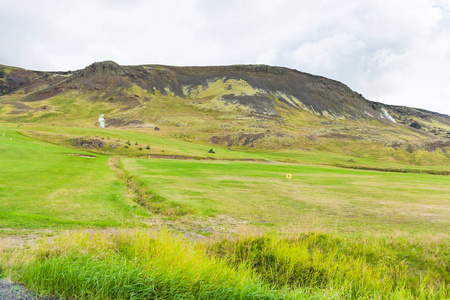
[16,124,450,173]
[1,61,449,155]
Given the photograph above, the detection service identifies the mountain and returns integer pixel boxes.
[1,61,449,151]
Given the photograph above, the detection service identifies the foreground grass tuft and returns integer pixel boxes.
[14,230,286,299]
[211,233,449,299]
[9,230,449,299]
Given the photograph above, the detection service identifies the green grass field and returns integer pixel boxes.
[0,123,449,299]
[122,158,450,235]
[0,125,149,230]
[15,124,450,173]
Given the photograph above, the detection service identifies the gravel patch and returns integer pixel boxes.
[0,279,57,300]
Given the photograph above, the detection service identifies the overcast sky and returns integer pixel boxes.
[1,0,449,114]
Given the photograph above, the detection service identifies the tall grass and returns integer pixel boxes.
[11,230,448,299]
[15,230,288,299]
[211,233,449,299]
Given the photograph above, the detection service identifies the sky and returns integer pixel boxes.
[1,0,449,114]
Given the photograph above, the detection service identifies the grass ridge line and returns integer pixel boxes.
[327,162,450,175]
[144,154,450,175]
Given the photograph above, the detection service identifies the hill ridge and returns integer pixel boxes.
[1,61,449,148]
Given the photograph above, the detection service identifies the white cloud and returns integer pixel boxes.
[256,50,278,65]
[0,0,449,114]
[286,33,367,73]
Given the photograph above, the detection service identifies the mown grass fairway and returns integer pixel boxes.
[122,158,450,235]
[0,125,148,230]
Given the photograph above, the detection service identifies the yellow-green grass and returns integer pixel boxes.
[14,124,450,173]
[0,91,120,126]
[0,125,149,230]
[5,230,448,299]
[122,158,450,235]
